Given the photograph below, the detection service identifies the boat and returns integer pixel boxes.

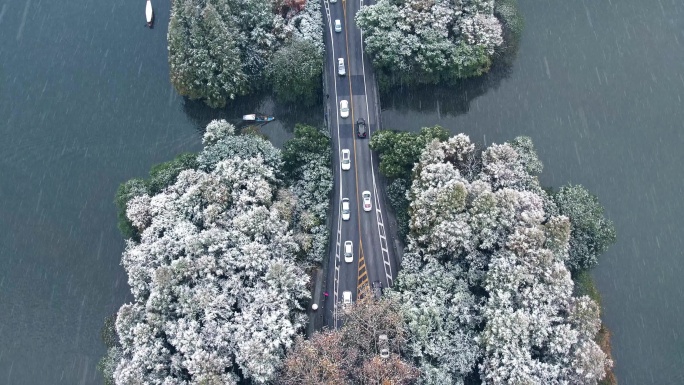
[146,0,154,28]
[242,114,275,122]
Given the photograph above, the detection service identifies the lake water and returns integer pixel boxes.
[0,0,681,383]
[381,0,684,383]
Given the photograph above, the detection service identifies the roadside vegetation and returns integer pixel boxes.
[279,298,420,385]
[168,0,323,108]
[101,120,331,384]
[372,129,617,384]
[356,0,523,87]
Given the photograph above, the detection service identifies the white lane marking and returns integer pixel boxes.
[357,2,393,288]
[324,0,346,330]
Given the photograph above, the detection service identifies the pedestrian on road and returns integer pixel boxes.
[324,291,329,298]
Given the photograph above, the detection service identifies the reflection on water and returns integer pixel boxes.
[182,95,323,149]
[379,61,513,122]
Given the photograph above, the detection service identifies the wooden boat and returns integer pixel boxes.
[242,114,275,122]
[146,0,154,28]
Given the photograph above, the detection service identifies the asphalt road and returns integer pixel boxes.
[321,0,398,329]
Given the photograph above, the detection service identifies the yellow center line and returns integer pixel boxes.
[341,0,367,300]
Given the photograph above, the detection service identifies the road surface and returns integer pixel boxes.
[321,0,399,329]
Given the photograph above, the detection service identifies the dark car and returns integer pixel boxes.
[372,281,383,299]
[356,118,367,138]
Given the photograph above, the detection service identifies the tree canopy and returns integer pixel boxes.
[106,120,332,384]
[391,134,612,384]
[369,126,450,180]
[553,184,617,272]
[168,0,323,107]
[279,298,419,385]
[356,0,505,85]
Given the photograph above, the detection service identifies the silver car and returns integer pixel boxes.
[344,241,353,263]
[362,190,372,212]
[343,291,352,305]
[378,334,390,358]
[341,198,350,221]
[339,100,349,118]
[341,149,351,171]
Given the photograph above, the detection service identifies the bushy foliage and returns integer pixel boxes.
[96,314,121,385]
[282,124,333,266]
[553,184,617,272]
[114,153,199,239]
[369,126,450,180]
[198,123,283,173]
[114,178,148,239]
[111,123,311,384]
[393,134,611,384]
[356,0,504,85]
[267,38,323,106]
[282,124,331,179]
[387,178,410,241]
[147,153,200,195]
[169,0,323,107]
[279,298,419,385]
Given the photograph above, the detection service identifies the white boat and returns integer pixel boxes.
[146,0,154,27]
[242,114,275,122]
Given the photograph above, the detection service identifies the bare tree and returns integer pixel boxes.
[360,356,420,385]
[278,332,358,385]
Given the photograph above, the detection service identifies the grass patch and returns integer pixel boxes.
[573,269,602,305]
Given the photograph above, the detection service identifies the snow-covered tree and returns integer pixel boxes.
[392,134,610,384]
[553,184,617,272]
[113,127,310,384]
[281,124,333,266]
[168,0,323,107]
[356,0,504,85]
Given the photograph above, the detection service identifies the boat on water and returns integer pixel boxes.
[146,0,154,28]
[242,114,275,122]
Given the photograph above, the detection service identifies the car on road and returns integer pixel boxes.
[372,281,383,299]
[339,100,349,118]
[341,198,350,220]
[356,118,367,138]
[378,334,390,358]
[341,149,351,170]
[334,19,341,32]
[362,191,372,212]
[343,291,352,305]
[344,241,353,263]
[331,0,337,3]
[338,58,346,76]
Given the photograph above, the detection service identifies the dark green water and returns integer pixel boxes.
[381,0,684,383]
[0,1,313,384]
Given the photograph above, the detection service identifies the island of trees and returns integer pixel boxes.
[167,0,522,106]
[168,0,324,108]
[99,121,333,384]
[101,122,617,385]
[356,0,523,86]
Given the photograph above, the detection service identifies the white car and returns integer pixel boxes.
[344,241,353,263]
[343,291,352,305]
[334,19,342,33]
[338,58,346,76]
[378,334,390,358]
[362,190,372,212]
[331,0,337,3]
[341,198,350,221]
[341,149,351,171]
[339,100,349,118]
